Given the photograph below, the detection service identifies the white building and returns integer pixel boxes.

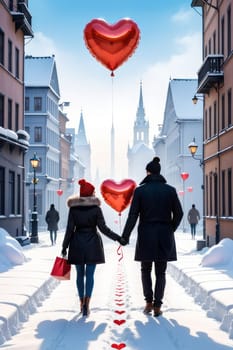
[153,79,203,232]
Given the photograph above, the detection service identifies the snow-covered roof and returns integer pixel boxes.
[170,79,203,120]
[24,55,60,97]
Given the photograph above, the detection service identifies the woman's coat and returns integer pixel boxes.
[62,196,119,265]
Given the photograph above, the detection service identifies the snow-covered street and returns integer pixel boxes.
[0,231,233,349]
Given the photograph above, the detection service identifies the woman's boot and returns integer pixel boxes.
[79,298,84,313]
[82,297,91,316]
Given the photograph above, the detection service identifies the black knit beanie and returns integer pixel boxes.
[146,157,161,174]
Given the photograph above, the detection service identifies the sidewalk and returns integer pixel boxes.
[0,231,233,346]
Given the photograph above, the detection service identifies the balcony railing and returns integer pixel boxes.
[11,0,33,37]
[196,55,224,94]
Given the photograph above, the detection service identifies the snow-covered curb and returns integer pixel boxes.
[167,260,233,339]
[0,276,59,345]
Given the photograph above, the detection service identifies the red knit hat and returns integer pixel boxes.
[78,179,95,197]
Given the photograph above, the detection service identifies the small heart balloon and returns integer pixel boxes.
[84,18,140,75]
[100,179,136,213]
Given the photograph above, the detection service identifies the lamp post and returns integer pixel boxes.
[30,153,39,243]
[188,138,206,247]
[180,172,189,232]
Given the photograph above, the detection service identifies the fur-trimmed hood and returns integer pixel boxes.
[67,195,101,208]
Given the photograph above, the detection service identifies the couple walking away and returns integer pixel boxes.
[61,157,183,317]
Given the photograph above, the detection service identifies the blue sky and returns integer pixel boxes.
[26,0,202,180]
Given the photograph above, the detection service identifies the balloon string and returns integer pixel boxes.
[117,213,123,261]
[117,245,123,262]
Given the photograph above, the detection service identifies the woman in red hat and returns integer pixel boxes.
[61,179,121,316]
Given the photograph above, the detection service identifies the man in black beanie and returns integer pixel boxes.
[120,157,183,317]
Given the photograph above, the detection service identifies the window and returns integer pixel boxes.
[221,16,225,56]
[8,98,12,129]
[221,94,225,130]
[227,6,231,56]
[15,47,19,78]
[210,174,213,216]
[213,31,216,54]
[204,109,207,139]
[8,170,15,214]
[208,38,211,54]
[208,106,212,138]
[213,101,217,135]
[17,174,21,215]
[9,0,14,11]
[214,173,218,217]
[228,168,232,216]
[0,94,4,127]
[0,167,5,215]
[25,126,30,134]
[0,29,4,65]
[15,103,19,130]
[34,126,42,142]
[8,39,12,72]
[34,97,42,111]
[228,89,232,127]
[25,97,29,111]
[221,170,225,216]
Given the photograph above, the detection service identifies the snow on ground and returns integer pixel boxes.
[0,229,233,349]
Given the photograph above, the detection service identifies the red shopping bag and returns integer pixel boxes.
[50,256,71,280]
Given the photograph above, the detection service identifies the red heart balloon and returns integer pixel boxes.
[100,179,136,213]
[113,319,126,326]
[84,19,140,75]
[111,344,126,350]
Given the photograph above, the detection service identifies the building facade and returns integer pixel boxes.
[153,79,203,232]
[0,0,33,236]
[24,55,65,231]
[191,0,233,245]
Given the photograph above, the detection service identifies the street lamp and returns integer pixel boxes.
[188,138,206,247]
[188,138,203,167]
[192,94,204,105]
[30,153,40,243]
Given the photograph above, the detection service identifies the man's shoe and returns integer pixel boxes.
[143,302,153,314]
[153,306,162,317]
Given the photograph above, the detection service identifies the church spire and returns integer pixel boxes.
[136,80,146,123]
[133,81,149,146]
[77,109,88,146]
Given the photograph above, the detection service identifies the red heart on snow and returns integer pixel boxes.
[115,293,123,297]
[115,310,126,315]
[111,344,126,350]
[114,319,126,326]
[116,303,124,307]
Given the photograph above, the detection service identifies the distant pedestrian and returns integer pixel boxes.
[187,204,200,239]
[45,204,60,245]
[119,157,183,317]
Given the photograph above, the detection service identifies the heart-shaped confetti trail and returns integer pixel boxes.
[111,343,126,350]
[114,319,126,326]
[115,310,126,315]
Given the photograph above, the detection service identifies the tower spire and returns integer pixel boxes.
[133,81,149,146]
[77,109,88,146]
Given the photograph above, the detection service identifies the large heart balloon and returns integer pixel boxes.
[84,19,140,75]
[100,179,136,213]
